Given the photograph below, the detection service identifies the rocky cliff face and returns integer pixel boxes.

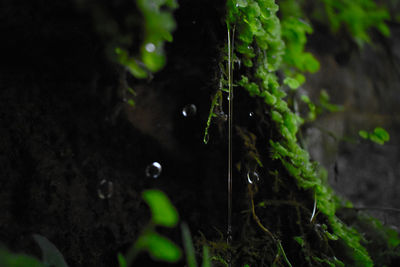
[304,21,400,230]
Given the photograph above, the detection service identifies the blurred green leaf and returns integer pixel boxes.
[359,127,390,145]
[358,130,369,139]
[373,127,390,142]
[0,249,45,267]
[142,189,179,227]
[135,231,182,262]
[284,77,300,90]
[181,223,197,267]
[293,236,304,247]
[33,234,68,267]
[117,253,127,267]
[202,246,211,267]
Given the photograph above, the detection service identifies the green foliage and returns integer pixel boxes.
[134,231,182,262]
[203,90,224,144]
[359,127,390,145]
[318,0,390,45]
[116,0,178,78]
[124,190,182,265]
[318,90,343,113]
[223,0,391,265]
[280,0,320,87]
[142,189,179,227]
[181,223,198,267]
[117,253,127,267]
[0,235,69,267]
[0,250,45,267]
[369,218,400,249]
[181,223,212,267]
[301,90,343,122]
[293,236,305,247]
[202,246,212,267]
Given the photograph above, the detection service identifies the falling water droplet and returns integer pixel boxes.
[237,59,241,69]
[247,171,260,184]
[145,162,162,178]
[249,112,254,117]
[182,104,197,117]
[98,179,113,199]
[145,43,156,53]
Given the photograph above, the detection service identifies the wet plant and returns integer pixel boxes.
[120,189,181,265]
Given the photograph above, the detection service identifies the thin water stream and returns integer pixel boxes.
[227,24,235,265]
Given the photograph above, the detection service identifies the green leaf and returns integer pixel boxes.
[181,223,197,267]
[127,99,135,107]
[135,231,182,262]
[283,77,300,90]
[117,253,127,267]
[202,246,211,267]
[373,127,390,142]
[142,189,179,227]
[293,236,304,247]
[358,130,369,139]
[0,249,45,267]
[369,134,384,145]
[33,234,69,267]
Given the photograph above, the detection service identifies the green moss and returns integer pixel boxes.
[319,0,390,46]
[223,0,384,265]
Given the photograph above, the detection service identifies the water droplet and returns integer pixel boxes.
[216,110,228,122]
[249,112,254,117]
[247,171,260,184]
[98,179,113,199]
[182,104,197,117]
[145,162,162,178]
[227,234,233,244]
[145,43,156,53]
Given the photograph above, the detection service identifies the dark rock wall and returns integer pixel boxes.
[304,22,400,230]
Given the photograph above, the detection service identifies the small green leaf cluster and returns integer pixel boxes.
[318,0,390,46]
[280,0,320,88]
[226,0,284,70]
[121,190,212,267]
[301,90,343,122]
[116,0,178,78]
[121,189,182,265]
[359,127,390,145]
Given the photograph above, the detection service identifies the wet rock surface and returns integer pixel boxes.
[304,22,400,230]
